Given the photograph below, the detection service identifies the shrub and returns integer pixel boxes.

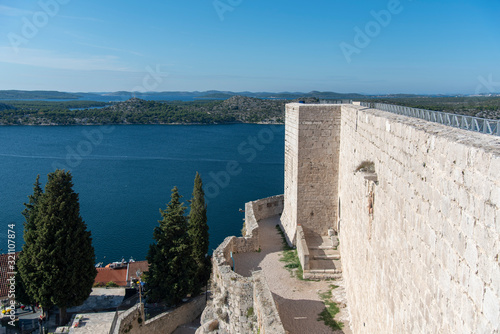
[354,160,375,173]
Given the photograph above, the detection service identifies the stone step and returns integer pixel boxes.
[313,254,341,260]
[309,259,341,271]
[303,271,343,280]
[306,269,342,274]
[309,246,335,250]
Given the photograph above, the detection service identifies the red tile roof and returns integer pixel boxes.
[0,252,20,299]
[95,267,128,287]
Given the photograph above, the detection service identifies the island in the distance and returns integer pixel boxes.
[1,91,499,125]
[0,96,319,125]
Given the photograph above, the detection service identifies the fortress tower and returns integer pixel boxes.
[280,101,500,333]
[280,103,342,244]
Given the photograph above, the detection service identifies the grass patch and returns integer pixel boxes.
[246,306,254,317]
[317,284,343,331]
[275,225,293,251]
[275,225,304,280]
[241,220,246,237]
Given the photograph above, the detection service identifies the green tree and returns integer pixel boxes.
[14,267,34,307]
[145,187,192,305]
[21,175,43,242]
[16,176,43,307]
[17,170,97,324]
[188,172,211,296]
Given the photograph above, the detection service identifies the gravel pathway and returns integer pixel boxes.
[233,216,351,334]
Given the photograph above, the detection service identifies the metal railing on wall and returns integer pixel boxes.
[319,99,353,104]
[359,102,500,137]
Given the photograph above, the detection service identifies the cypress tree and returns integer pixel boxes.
[21,175,43,243]
[145,187,192,305]
[18,170,96,324]
[14,267,34,307]
[17,176,43,308]
[188,172,211,296]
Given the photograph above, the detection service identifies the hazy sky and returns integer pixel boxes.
[0,0,499,94]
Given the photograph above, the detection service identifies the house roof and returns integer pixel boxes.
[0,252,20,299]
[127,261,149,282]
[95,267,128,287]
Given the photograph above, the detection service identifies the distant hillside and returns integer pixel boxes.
[195,90,366,100]
[2,95,499,125]
[0,90,81,100]
[0,96,315,125]
[0,103,14,111]
[97,96,319,124]
[365,96,500,120]
[1,89,431,101]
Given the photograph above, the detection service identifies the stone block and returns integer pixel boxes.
[468,273,485,309]
[483,287,500,329]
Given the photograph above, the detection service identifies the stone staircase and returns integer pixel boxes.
[303,234,342,280]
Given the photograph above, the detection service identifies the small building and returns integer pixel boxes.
[94,267,128,287]
[94,260,148,287]
[0,252,20,300]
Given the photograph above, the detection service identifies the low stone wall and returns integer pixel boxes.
[242,195,284,251]
[252,271,286,334]
[113,304,142,334]
[116,296,205,334]
[197,196,285,334]
[296,225,310,271]
[249,195,284,222]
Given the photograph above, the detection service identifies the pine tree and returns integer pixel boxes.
[17,170,97,324]
[145,187,192,305]
[188,172,211,296]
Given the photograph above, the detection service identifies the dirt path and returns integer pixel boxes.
[233,216,351,334]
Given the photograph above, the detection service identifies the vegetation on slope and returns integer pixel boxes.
[0,96,317,125]
[2,95,499,125]
[365,96,500,119]
[0,90,81,99]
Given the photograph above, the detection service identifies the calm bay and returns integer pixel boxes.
[0,124,284,263]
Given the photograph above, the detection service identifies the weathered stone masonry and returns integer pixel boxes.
[280,104,341,244]
[282,103,500,333]
[197,195,286,334]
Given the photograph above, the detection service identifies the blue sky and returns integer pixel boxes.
[0,0,499,94]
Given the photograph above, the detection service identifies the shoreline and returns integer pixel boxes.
[0,121,284,127]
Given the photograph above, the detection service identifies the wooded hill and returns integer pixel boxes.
[0,96,318,125]
[1,95,499,125]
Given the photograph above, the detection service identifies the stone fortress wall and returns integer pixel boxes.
[283,103,500,333]
[197,195,286,334]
